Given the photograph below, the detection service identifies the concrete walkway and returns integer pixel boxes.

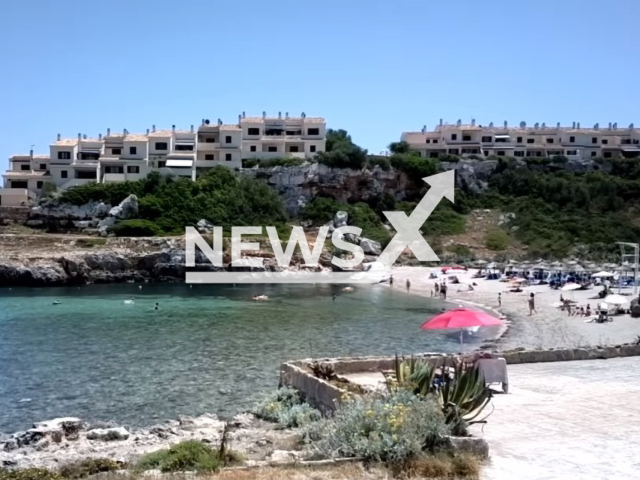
[474,357,640,480]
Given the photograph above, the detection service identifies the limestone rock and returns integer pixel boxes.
[196,219,214,233]
[334,211,348,228]
[268,449,301,464]
[360,238,382,255]
[86,427,130,441]
[108,195,139,220]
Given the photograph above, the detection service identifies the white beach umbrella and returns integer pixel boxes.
[572,265,585,273]
[593,271,615,278]
[604,294,629,305]
[561,283,581,291]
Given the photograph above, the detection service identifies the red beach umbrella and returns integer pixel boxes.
[421,308,502,345]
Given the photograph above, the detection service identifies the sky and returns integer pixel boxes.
[1,0,639,168]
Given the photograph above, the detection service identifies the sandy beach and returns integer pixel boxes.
[391,266,640,350]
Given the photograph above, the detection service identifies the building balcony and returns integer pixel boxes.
[247,151,306,160]
[59,178,96,190]
[103,173,126,183]
[197,142,220,152]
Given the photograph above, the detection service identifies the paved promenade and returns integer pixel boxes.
[475,357,640,480]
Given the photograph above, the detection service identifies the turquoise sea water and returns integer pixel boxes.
[0,283,498,433]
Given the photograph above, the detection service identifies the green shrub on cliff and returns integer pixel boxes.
[110,219,162,237]
[61,168,287,236]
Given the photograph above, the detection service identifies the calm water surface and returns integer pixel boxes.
[0,283,497,432]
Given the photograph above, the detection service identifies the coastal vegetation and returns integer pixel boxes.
[252,387,321,428]
[61,168,288,236]
[134,440,243,473]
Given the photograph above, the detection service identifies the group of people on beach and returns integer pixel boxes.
[433,281,448,300]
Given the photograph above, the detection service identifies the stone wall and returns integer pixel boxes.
[281,343,640,411]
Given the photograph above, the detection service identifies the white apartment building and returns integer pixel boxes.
[1,112,326,206]
[401,120,640,161]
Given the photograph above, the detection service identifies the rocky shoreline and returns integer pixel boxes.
[0,413,305,471]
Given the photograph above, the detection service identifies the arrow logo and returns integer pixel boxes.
[375,170,455,268]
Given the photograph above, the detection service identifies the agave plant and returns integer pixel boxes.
[438,362,492,436]
[386,355,492,435]
[385,354,437,396]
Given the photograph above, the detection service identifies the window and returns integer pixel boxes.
[484,150,492,156]
[497,151,506,156]
[205,138,217,143]
[40,164,47,170]
[591,152,597,157]
[104,166,123,174]
[602,139,608,145]
[250,146,256,152]
[58,151,71,160]
[307,128,320,135]
[10,180,27,188]
[289,146,299,152]
[566,150,578,156]
[536,151,542,157]
[527,138,534,144]
[225,136,232,144]
[592,137,597,144]
[432,139,438,144]
[248,128,260,135]
[225,153,232,161]
[514,151,524,157]
[129,146,137,155]
[448,148,459,155]
[61,170,68,178]
[451,134,457,141]
[310,145,316,153]
[112,148,122,155]
[80,152,100,160]
[268,146,278,152]
[175,144,194,151]
[20,164,30,171]
[158,161,166,168]
[604,152,612,158]
[155,142,168,150]
[127,166,140,174]
[426,139,430,144]
[429,152,439,158]
[517,137,523,143]
[462,135,471,141]
[547,138,554,144]
[570,136,575,143]
[205,154,214,160]
[622,139,631,145]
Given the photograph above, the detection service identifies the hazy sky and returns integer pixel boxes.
[1,0,638,167]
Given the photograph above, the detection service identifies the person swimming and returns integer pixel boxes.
[154,302,159,310]
[124,299,135,305]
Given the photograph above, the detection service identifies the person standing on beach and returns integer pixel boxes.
[390,275,394,286]
[528,293,536,315]
[441,282,447,300]
[406,279,411,292]
[435,283,440,296]
[498,293,502,307]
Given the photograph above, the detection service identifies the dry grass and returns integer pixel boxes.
[91,456,482,479]
[92,463,392,479]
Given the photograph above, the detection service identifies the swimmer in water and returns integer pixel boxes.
[154,302,159,310]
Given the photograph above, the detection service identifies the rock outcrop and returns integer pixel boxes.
[0,413,306,470]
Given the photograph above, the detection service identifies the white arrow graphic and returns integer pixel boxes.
[375,170,455,268]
